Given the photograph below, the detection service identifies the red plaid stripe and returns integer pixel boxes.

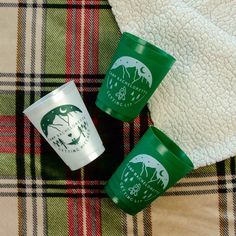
[0,116,16,153]
[0,116,41,154]
[65,1,102,235]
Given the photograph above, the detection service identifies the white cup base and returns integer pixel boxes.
[69,145,105,171]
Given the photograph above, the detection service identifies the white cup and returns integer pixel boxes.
[23,80,105,171]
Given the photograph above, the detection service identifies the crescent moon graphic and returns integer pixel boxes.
[59,107,67,114]
[160,170,165,177]
[140,67,146,74]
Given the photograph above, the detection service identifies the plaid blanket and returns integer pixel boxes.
[0,1,235,235]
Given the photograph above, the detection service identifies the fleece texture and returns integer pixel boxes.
[108,0,236,168]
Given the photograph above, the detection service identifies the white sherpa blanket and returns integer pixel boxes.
[108,0,236,168]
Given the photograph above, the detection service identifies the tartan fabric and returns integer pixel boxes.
[0,0,235,235]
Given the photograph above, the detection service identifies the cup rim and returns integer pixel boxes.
[150,126,194,169]
[23,80,75,114]
[123,32,176,64]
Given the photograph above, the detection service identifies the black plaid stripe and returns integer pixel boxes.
[14,0,49,234]
[0,177,106,198]
[0,72,105,78]
[143,207,152,236]
[129,121,138,236]
[122,108,153,235]
[0,74,105,95]
[217,161,229,236]
[0,2,111,9]
[0,173,235,196]
[231,158,236,234]
[40,1,47,234]
[29,1,38,234]
[15,1,28,234]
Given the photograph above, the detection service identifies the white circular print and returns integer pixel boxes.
[106,56,153,108]
[120,154,169,203]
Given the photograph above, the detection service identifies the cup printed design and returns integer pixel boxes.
[120,154,169,204]
[41,105,90,153]
[106,56,152,108]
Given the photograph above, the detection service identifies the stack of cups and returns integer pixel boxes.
[24,32,194,215]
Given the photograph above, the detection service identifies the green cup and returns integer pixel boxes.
[96,32,176,122]
[105,126,193,215]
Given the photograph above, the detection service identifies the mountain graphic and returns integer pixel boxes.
[108,57,153,104]
[121,154,169,202]
[113,65,150,89]
[41,105,82,137]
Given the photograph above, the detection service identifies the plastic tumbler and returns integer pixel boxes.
[96,32,176,122]
[105,126,193,215]
[23,80,105,171]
